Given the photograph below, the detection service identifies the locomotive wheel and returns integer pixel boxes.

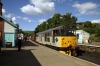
[72,51,77,56]
[66,50,71,56]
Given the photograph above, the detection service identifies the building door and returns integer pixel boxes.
[4,33,14,47]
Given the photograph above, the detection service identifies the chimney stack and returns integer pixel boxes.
[10,19,13,22]
[0,0,3,16]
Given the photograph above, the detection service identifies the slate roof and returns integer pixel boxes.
[76,30,90,35]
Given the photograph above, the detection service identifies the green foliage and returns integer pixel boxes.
[83,21,92,28]
[79,21,100,42]
[23,31,34,36]
[89,34,96,40]
[61,13,77,27]
[34,12,77,33]
[81,28,95,34]
[92,23,98,28]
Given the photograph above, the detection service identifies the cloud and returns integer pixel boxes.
[72,2,100,15]
[22,17,36,22]
[91,19,100,23]
[52,0,66,3]
[23,17,29,20]
[20,0,55,15]
[87,10,100,16]
[2,8,6,14]
[4,12,36,23]
[12,17,17,24]
[28,20,32,22]
[57,0,66,3]
[39,19,46,24]
[16,16,22,19]
[5,14,13,18]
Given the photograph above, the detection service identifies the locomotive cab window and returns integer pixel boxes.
[60,29,75,36]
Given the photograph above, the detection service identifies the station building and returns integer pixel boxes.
[76,30,90,44]
[0,0,18,47]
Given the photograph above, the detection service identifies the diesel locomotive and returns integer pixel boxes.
[36,26,77,56]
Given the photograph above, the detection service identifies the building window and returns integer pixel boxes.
[77,34,79,39]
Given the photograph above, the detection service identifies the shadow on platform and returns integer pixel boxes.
[0,49,42,66]
[16,41,38,47]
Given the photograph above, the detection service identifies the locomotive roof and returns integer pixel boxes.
[36,25,75,34]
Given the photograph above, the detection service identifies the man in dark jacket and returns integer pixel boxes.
[17,34,22,51]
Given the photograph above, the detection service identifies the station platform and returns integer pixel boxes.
[0,41,99,66]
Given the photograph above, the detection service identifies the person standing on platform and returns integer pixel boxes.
[24,35,27,41]
[17,34,22,51]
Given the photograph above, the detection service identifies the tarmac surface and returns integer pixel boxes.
[0,41,99,66]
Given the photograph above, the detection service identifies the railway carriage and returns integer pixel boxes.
[36,26,77,56]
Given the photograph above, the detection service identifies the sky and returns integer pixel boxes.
[1,0,100,31]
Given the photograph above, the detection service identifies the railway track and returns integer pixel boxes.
[76,44,100,65]
[76,48,100,65]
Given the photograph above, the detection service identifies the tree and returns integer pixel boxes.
[46,13,62,29]
[92,23,98,28]
[84,21,92,28]
[34,12,77,33]
[34,25,40,34]
[61,13,77,28]
[39,22,47,32]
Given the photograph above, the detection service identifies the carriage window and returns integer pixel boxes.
[44,33,50,42]
[54,30,60,36]
[49,32,51,36]
[36,35,38,37]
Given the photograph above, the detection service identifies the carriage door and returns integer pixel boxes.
[52,30,56,43]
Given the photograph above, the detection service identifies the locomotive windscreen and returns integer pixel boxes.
[60,29,75,36]
[63,26,73,29]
